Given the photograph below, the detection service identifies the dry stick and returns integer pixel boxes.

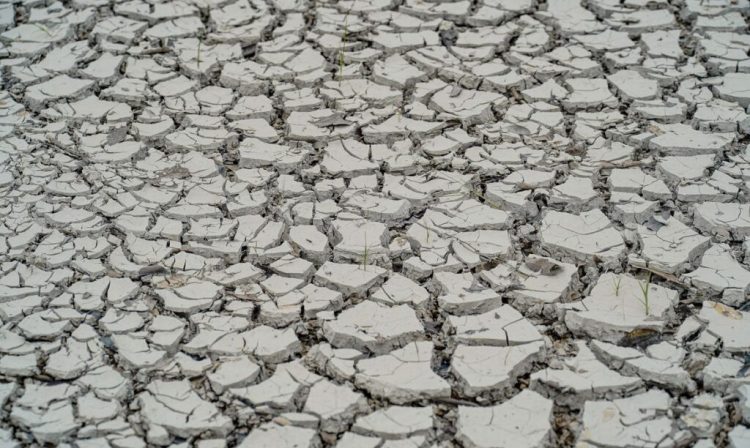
[613,275,622,296]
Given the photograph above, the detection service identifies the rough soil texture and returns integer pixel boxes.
[1,0,750,446]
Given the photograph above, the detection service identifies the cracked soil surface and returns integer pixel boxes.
[1,0,750,446]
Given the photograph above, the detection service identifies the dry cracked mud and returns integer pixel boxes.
[0,0,749,446]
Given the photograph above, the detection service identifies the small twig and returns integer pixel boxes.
[433,397,479,407]
[140,47,171,55]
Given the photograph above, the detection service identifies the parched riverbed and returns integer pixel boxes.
[0,0,750,446]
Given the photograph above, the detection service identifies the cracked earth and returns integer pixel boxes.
[1,0,750,446]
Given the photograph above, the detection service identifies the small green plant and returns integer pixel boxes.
[337,46,345,81]
[196,39,202,68]
[636,272,652,315]
[361,232,369,271]
[32,23,52,37]
[612,275,622,296]
[337,9,351,81]
[248,240,258,256]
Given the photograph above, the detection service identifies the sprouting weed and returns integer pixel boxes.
[196,40,202,68]
[337,47,345,81]
[636,271,652,315]
[32,23,53,37]
[361,232,369,271]
[337,9,351,81]
[248,240,259,256]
